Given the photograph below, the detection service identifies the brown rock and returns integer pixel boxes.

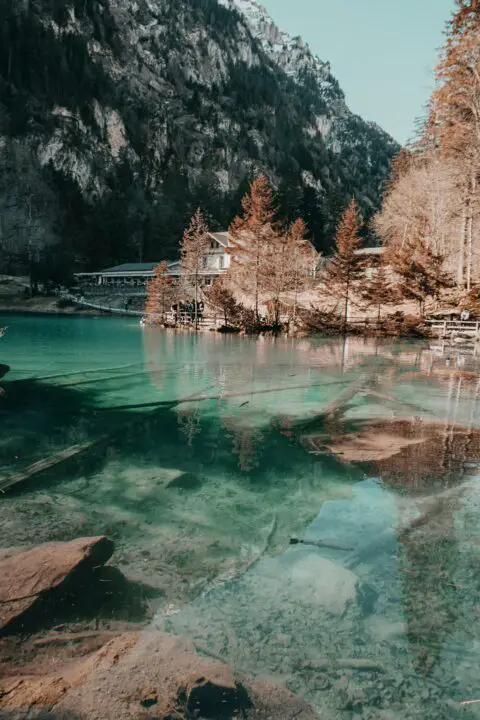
[1,631,326,719]
[320,417,480,490]
[0,536,114,634]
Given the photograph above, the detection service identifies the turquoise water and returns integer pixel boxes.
[2,315,480,718]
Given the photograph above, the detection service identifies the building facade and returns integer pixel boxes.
[74,232,231,294]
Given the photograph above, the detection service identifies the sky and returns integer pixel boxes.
[260,0,455,145]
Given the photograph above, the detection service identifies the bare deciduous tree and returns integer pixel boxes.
[322,198,364,330]
[286,218,317,325]
[145,261,177,323]
[180,208,210,330]
[228,175,279,323]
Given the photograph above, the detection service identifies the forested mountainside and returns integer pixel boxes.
[0,0,399,279]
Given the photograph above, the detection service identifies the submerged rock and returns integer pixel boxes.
[165,471,202,490]
[317,417,480,490]
[0,536,114,634]
[0,631,325,719]
[287,553,358,615]
[0,363,9,380]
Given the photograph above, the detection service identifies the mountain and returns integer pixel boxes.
[0,0,400,280]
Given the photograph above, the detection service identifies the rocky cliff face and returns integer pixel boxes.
[0,0,399,275]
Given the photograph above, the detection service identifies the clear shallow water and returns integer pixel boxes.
[2,316,480,718]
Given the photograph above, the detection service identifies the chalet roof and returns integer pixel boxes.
[209,231,230,247]
[102,262,160,274]
[354,247,385,256]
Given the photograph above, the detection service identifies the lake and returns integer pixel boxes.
[1,314,480,719]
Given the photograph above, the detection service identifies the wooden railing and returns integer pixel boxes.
[426,319,480,340]
[61,293,143,316]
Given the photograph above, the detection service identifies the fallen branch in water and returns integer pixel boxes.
[398,481,472,540]
[0,439,108,494]
[294,371,376,437]
[13,361,145,383]
[290,538,354,551]
[94,380,351,413]
[460,700,480,706]
[57,370,147,388]
[366,389,433,416]
[199,515,278,599]
[244,514,277,574]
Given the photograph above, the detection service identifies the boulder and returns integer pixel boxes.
[0,631,327,719]
[287,553,358,615]
[0,536,114,634]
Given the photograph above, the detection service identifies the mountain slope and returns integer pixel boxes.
[0,0,399,277]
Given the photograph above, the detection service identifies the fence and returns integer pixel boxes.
[426,319,480,341]
[61,293,143,316]
[63,293,225,326]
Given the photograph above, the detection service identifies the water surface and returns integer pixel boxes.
[1,315,480,719]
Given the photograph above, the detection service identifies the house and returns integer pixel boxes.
[166,231,231,286]
[354,247,385,260]
[317,246,386,278]
[74,232,231,293]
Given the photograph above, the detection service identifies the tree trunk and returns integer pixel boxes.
[467,212,473,291]
[457,203,467,287]
[467,171,476,291]
[293,280,298,327]
[343,281,349,334]
[254,241,260,323]
[194,271,199,331]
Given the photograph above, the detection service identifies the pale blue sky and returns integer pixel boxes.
[260,0,455,145]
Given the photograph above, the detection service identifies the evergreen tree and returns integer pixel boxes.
[388,237,453,316]
[322,198,363,330]
[360,260,398,322]
[205,277,242,326]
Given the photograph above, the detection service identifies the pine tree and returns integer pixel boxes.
[323,198,363,330]
[205,277,241,326]
[145,261,176,323]
[360,260,398,322]
[228,175,279,323]
[389,237,452,316]
[180,208,210,330]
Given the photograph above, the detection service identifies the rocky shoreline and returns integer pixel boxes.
[0,536,324,720]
